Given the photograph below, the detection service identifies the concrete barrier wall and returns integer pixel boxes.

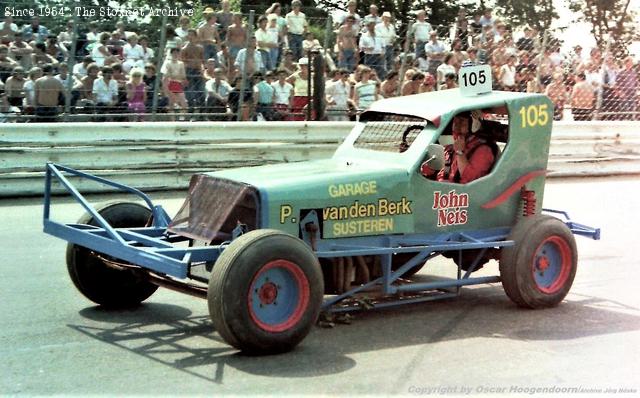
[1,121,639,197]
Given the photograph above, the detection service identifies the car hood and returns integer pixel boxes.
[203,158,408,193]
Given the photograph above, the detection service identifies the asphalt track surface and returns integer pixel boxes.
[1,176,639,396]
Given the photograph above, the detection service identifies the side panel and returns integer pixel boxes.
[411,95,553,234]
[265,173,414,239]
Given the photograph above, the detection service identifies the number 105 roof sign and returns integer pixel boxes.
[459,64,492,96]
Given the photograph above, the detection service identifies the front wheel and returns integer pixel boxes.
[66,201,158,308]
[208,229,323,354]
[500,215,577,309]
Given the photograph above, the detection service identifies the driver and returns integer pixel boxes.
[421,111,496,183]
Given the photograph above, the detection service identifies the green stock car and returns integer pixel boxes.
[44,83,600,354]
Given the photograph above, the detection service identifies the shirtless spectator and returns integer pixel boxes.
[337,15,359,72]
[182,29,206,116]
[198,8,221,63]
[31,42,58,68]
[226,13,247,62]
[545,72,567,120]
[161,47,188,119]
[0,45,18,82]
[380,71,399,98]
[216,1,234,42]
[34,64,64,122]
[4,66,26,109]
[401,71,423,96]
[9,32,33,70]
[570,72,594,121]
[71,63,99,109]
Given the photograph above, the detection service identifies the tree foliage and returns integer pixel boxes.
[493,0,557,31]
[568,0,637,55]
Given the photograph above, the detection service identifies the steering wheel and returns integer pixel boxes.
[399,125,424,153]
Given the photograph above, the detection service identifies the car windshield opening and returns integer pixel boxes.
[354,114,431,153]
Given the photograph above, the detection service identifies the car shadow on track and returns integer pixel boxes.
[69,286,640,384]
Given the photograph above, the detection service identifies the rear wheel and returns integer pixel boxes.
[66,201,158,308]
[208,229,323,354]
[500,215,577,308]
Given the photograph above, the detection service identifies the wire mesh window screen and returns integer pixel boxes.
[354,114,428,152]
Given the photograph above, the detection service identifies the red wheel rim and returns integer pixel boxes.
[531,235,572,294]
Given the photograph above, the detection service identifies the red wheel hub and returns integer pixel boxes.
[258,282,278,305]
[537,255,550,272]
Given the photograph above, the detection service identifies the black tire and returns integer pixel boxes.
[208,229,323,354]
[500,215,577,309]
[66,201,158,308]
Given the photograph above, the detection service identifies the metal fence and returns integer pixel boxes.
[0,2,638,123]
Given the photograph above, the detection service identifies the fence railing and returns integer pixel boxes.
[1,3,638,123]
[1,121,639,197]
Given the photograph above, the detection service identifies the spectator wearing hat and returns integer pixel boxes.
[198,8,221,63]
[376,12,396,73]
[287,57,312,120]
[424,31,445,78]
[570,72,594,121]
[226,13,247,62]
[411,9,431,60]
[286,0,308,61]
[360,17,386,80]
[235,37,264,76]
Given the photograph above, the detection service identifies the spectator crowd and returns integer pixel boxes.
[0,1,638,123]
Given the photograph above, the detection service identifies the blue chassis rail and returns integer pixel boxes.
[43,163,601,311]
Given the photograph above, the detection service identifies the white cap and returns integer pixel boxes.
[297,57,309,65]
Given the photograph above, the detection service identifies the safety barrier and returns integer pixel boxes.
[1,121,639,197]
